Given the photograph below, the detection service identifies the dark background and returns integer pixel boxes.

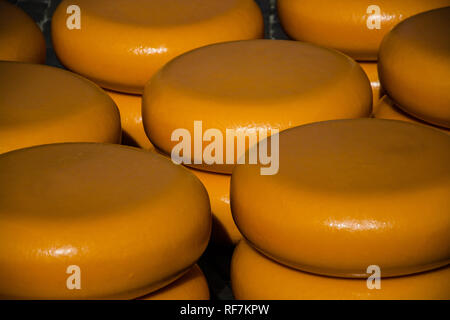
[4,0,290,300]
[6,0,289,68]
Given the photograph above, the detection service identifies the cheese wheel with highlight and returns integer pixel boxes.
[105,90,154,150]
[232,241,450,300]
[231,119,450,278]
[190,169,241,245]
[359,62,382,107]
[378,7,450,128]
[0,62,121,154]
[139,265,209,300]
[52,0,263,94]
[143,40,372,174]
[277,0,450,60]
[0,143,211,299]
[0,0,46,63]
[374,96,449,134]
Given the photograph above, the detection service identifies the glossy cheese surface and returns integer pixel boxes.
[359,62,382,107]
[143,40,372,174]
[52,0,263,94]
[231,119,450,278]
[106,90,154,150]
[190,169,241,245]
[378,7,450,128]
[0,0,46,63]
[232,241,450,300]
[0,143,211,299]
[139,265,209,300]
[277,0,450,60]
[0,62,121,154]
[374,96,449,134]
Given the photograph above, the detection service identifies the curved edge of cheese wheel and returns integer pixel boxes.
[51,0,264,94]
[374,95,449,134]
[0,62,123,155]
[105,90,155,150]
[231,241,450,300]
[138,265,209,300]
[189,168,242,246]
[378,7,450,129]
[0,1,46,64]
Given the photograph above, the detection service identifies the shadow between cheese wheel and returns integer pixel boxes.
[231,241,450,300]
[138,265,209,300]
[0,0,46,64]
[51,0,263,94]
[0,61,121,154]
[189,168,241,246]
[374,95,449,134]
[231,119,450,278]
[277,0,450,61]
[0,143,211,299]
[143,39,372,174]
[378,7,450,128]
[105,90,155,150]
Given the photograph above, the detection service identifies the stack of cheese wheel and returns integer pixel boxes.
[142,39,373,245]
[51,0,263,150]
[376,7,450,131]
[231,119,450,299]
[0,143,211,299]
[277,0,450,107]
[0,0,46,64]
[0,61,121,154]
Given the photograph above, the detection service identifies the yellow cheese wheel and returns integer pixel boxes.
[105,90,154,150]
[374,96,449,134]
[359,62,382,107]
[0,143,211,299]
[378,7,450,128]
[277,0,450,61]
[143,40,372,174]
[0,62,121,154]
[0,0,46,63]
[232,241,450,300]
[190,168,241,245]
[231,119,450,278]
[52,0,263,94]
[139,265,209,300]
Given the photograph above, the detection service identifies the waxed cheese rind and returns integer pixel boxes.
[0,62,122,154]
[277,0,450,60]
[51,0,263,94]
[378,7,450,128]
[231,119,450,278]
[143,40,372,174]
[0,143,211,299]
[0,1,46,64]
[231,241,450,300]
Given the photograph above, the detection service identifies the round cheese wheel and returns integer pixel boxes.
[374,96,449,134]
[143,40,372,174]
[139,265,209,300]
[0,0,46,64]
[277,0,450,61]
[52,0,263,94]
[231,119,450,278]
[378,7,450,128]
[0,143,211,299]
[105,90,154,150]
[359,62,382,107]
[190,169,241,246]
[232,241,450,300]
[0,62,121,154]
